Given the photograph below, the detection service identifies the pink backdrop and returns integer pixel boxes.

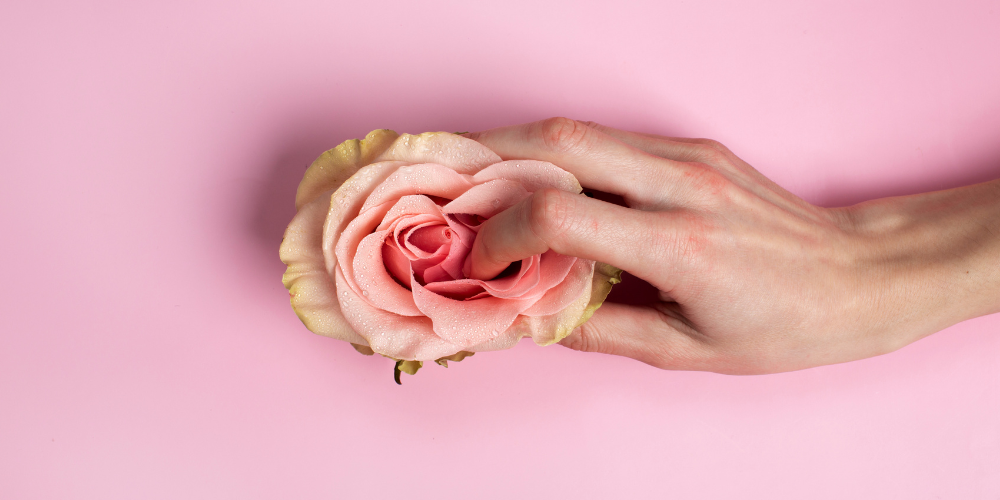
[2,0,999,498]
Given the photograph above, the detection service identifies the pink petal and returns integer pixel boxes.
[391,215,441,260]
[376,132,502,174]
[335,268,462,361]
[478,255,541,298]
[442,179,531,218]
[322,161,408,274]
[444,214,478,248]
[351,230,421,317]
[434,232,473,280]
[522,258,594,316]
[473,160,582,193]
[420,265,453,284]
[467,329,525,352]
[280,190,366,345]
[334,200,394,291]
[360,164,475,213]
[410,276,536,348]
[422,281,486,301]
[407,224,452,255]
[382,241,412,288]
[376,195,445,231]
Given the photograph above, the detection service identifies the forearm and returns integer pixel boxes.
[841,178,1000,345]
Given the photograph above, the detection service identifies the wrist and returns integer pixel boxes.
[838,180,1000,344]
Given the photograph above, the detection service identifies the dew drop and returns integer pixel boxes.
[362,290,369,297]
[492,199,501,208]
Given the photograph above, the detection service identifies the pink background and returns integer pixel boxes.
[2,0,999,498]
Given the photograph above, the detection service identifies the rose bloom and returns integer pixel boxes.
[280,129,619,374]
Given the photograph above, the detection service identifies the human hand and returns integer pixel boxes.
[466,118,1000,374]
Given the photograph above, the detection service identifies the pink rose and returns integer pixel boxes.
[280,129,619,376]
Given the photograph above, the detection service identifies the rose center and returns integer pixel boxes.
[407,224,452,253]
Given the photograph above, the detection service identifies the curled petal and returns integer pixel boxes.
[353,230,421,316]
[333,200,394,288]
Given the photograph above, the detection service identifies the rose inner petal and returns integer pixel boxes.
[381,241,412,288]
[407,224,452,254]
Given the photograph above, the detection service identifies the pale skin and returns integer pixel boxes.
[466,118,1000,375]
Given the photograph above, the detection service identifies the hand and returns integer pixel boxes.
[467,118,1000,374]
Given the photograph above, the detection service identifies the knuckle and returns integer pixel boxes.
[539,117,592,154]
[683,163,735,203]
[566,324,604,353]
[527,188,575,245]
[691,138,729,154]
[688,139,734,167]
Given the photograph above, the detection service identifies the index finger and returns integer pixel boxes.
[467,117,705,210]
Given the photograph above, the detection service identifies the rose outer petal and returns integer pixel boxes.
[296,129,399,209]
[410,276,538,349]
[376,132,501,174]
[360,163,475,214]
[441,179,531,218]
[335,268,462,361]
[472,160,582,194]
[280,189,366,345]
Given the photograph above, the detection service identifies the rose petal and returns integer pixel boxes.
[467,329,525,352]
[382,242,412,288]
[411,277,537,348]
[376,132,501,174]
[518,259,597,345]
[473,160,582,194]
[296,129,400,209]
[353,230,421,316]
[521,256,592,316]
[422,281,486,301]
[444,214,478,248]
[376,194,445,232]
[430,230,472,280]
[478,256,538,297]
[407,225,452,254]
[323,161,408,275]
[280,190,366,344]
[361,164,475,213]
[333,199,394,284]
[391,215,442,260]
[442,179,531,218]
[335,268,461,361]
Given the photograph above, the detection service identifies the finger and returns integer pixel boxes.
[559,302,715,371]
[467,117,702,209]
[468,188,691,287]
[581,121,745,168]
[583,121,812,215]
